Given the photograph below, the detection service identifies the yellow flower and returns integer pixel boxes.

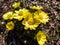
[12,2,20,9]
[22,13,39,30]
[30,6,43,10]
[6,21,14,31]
[34,11,49,24]
[3,12,14,20]
[36,31,47,45]
[13,13,23,21]
[14,8,29,21]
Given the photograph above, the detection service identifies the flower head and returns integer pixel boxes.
[34,11,49,24]
[3,12,14,20]
[12,2,20,9]
[30,6,43,10]
[22,13,39,30]
[36,31,47,45]
[6,21,14,31]
[14,8,29,21]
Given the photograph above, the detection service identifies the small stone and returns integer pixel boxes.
[1,22,5,24]
[24,40,27,44]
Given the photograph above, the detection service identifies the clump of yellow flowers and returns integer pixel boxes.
[22,10,49,30]
[2,1,49,30]
[2,1,49,45]
[35,31,47,45]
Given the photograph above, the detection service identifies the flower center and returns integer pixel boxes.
[28,18,34,25]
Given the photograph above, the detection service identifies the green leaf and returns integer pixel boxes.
[47,37,58,40]
[57,5,60,9]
